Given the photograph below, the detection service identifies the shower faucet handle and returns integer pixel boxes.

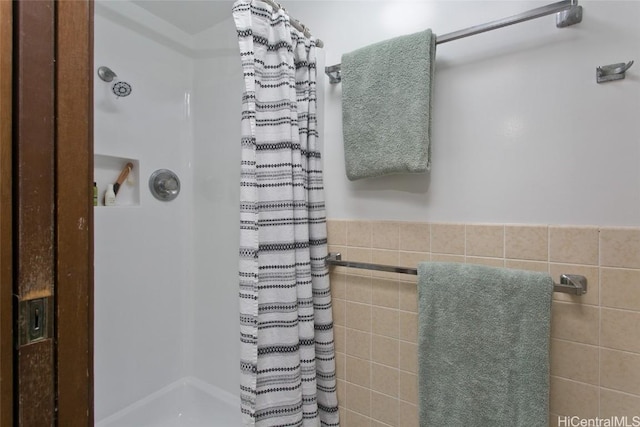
[160,178,178,192]
[149,169,181,202]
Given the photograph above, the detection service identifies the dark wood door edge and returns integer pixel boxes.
[55,1,94,425]
[14,1,56,425]
[0,0,13,425]
[9,2,95,424]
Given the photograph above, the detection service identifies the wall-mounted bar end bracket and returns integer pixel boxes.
[325,65,341,84]
[556,5,583,28]
[559,274,588,295]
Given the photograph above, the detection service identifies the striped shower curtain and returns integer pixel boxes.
[233,1,340,426]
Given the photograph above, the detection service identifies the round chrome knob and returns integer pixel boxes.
[149,169,180,201]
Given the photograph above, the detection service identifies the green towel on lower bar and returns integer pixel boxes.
[417,262,553,427]
[341,29,436,181]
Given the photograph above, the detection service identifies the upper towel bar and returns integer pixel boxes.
[326,252,587,296]
[324,0,583,84]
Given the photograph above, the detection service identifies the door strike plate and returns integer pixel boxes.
[18,297,53,345]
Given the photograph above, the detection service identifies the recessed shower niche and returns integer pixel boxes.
[94,154,140,207]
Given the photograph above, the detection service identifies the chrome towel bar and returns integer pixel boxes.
[324,0,583,84]
[326,252,587,296]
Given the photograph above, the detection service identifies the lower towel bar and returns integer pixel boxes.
[326,252,587,296]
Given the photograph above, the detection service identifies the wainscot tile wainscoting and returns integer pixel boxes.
[327,220,640,427]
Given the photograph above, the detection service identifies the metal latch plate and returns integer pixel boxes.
[18,297,53,345]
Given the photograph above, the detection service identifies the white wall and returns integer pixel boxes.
[287,0,640,226]
[93,5,195,421]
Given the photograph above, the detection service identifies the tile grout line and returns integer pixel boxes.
[599,385,640,399]
[397,228,409,420]
[600,305,640,314]
[598,227,602,418]
[367,232,373,424]
[547,225,551,272]
[598,345,640,357]
[396,247,402,427]
[503,224,506,261]
[462,224,467,258]
[551,336,601,350]
[549,374,601,388]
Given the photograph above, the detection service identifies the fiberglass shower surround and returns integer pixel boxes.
[93,0,242,423]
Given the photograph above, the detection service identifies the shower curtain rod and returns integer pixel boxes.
[262,0,324,48]
[326,252,588,295]
[324,0,582,83]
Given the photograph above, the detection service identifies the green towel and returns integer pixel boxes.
[341,30,436,181]
[417,262,553,427]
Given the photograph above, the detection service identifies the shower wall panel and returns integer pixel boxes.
[93,8,195,421]
[191,16,243,397]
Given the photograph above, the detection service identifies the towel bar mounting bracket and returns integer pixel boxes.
[556,5,583,28]
[325,65,341,84]
[559,274,588,296]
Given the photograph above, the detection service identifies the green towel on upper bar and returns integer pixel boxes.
[417,262,553,427]
[341,30,436,181]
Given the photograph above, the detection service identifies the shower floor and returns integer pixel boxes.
[96,377,241,427]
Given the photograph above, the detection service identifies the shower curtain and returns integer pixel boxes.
[233,1,340,426]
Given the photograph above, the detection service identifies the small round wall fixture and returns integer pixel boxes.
[149,169,180,202]
[112,81,132,98]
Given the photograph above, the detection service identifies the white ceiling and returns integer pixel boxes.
[131,0,234,35]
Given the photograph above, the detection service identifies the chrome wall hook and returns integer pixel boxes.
[597,60,634,83]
